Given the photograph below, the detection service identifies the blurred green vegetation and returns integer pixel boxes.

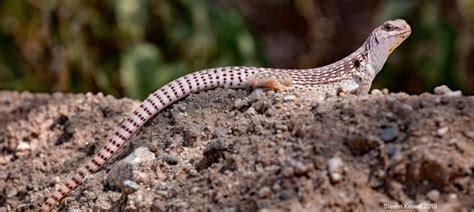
[0,0,265,99]
[0,0,473,99]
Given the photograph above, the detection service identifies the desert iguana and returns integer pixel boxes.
[41,19,411,210]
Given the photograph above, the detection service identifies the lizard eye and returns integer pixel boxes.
[382,23,395,31]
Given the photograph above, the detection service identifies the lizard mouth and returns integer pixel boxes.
[400,29,411,37]
[388,29,411,41]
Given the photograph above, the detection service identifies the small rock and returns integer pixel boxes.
[203,139,227,156]
[183,126,201,146]
[6,188,17,198]
[0,155,12,165]
[380,126,398,142]
[51,176,61,184]
[123,180,140,194]
[245,107,257,115]
[275,124,288,131]
[448,193,457,200]
[369,176,383,188]
[176,104,187,112]
[327,156,344,183]
[17,142,30,151]
[382,88,389,95]
[294,163,309,175]
[370,89,383,96]
[448,138,457,145]
[234,98,248,109]
[446,90,462,97]
[248,89,265,103]
[387,145,401,161]
[386,96,397,102]
[426,189,440,202]
[106,147,155,190]
[434,85,462,96]
[257,186,272,198]
[283,95,296,102]
[190,187,200,193]
[464,131,474,139]
[223,207,236,212]
[272,183,281,191]
[282,167,294,177]
[401,104,413,111]
[436,126,449,136]
[214,127,228,138]
[162,155,179,165]
[279,190,292,200]
[434,85,452,95]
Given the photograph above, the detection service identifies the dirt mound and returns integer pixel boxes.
[0,88,473,211]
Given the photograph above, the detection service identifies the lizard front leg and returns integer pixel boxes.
[247,72,293,91]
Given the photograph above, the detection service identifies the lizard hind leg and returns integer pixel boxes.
[248,72,293,91]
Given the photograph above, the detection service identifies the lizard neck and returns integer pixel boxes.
[364,33,390,73]
[309,43,369,77]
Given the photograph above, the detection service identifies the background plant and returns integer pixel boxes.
[0,0,472,99]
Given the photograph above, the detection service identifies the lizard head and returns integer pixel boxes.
[367,19,411,72]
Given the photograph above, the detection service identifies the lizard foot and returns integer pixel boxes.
[248,73,293,91]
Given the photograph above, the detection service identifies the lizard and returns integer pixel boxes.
[40,19,411,210]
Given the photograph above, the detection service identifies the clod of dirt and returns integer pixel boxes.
[106,147,156,191]
[0,87,473,211]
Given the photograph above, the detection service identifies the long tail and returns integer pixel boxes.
[40,66,257,210]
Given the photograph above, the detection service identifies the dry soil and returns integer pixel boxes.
[0,87,473,211]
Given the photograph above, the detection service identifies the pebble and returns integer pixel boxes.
[386,96,397,102]
[106,147,155,190]
[183,126,201,146]
[282,167,294,177]
[283,95,296,102]
[387,145,401,161]
[434,85,462,97]
[401,104,413,111]
[380,127,398,142]
[445,90,462,97]
[6,188,17,198]
[123,180,140,194]
[370,89,383,96]
[294,162,309,175]
[257,186,271,198]
[249,89,265,103]
[234,98,248,109]
[0,155,12,165]
[203,139,227,156]
[436,126,449,136]
[176,104,187,112]
[465,131,474,139]
[275,124,288,131]
[272,183,281,191]
[448,193,457,200]
[426,189,440,202]
[214,127,228,137]
[17,142,30,151]
[369,176,383,188]
[434,85,451,95]
[162,155,179,165]
[327,156,344,183]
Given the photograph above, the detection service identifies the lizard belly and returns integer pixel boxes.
[292,79,360,97]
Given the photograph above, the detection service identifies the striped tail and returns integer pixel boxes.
[40,67,258,210]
